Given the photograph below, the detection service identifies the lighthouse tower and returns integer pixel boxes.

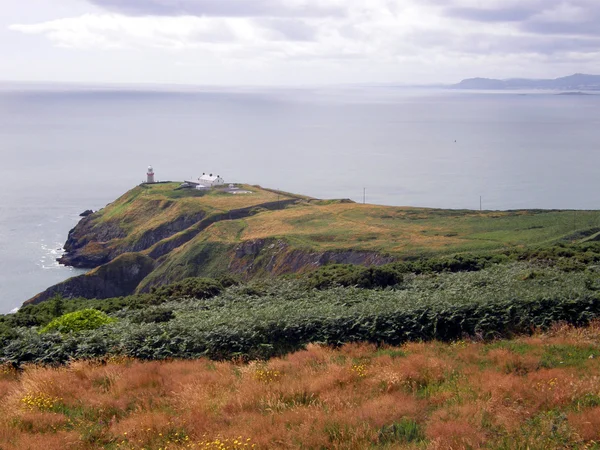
[147,165,155,184]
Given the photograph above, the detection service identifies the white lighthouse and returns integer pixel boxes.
[147,165,155,184]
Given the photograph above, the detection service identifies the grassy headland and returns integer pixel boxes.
[28,182,600,304]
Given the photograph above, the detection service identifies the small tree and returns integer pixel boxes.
[50,295,65,318]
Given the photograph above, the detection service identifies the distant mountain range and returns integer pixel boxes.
[452,74,600,91]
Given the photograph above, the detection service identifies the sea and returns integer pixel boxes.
[1,84,599,313]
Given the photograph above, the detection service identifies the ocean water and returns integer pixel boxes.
[1,85,599,313]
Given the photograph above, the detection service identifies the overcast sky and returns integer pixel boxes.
[2,0,600,85]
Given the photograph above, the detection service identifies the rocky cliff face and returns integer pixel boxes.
[230,239,395,276]
[58,212,206,268]
[25,253,155,306]
[31,239,394,303]
[136,238,396,292]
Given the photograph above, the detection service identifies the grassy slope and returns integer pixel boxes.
[136,199,600,288]
[235,204,600,255]
[85,183,600,262]
[78,183,296,254]
[2,323,600,449]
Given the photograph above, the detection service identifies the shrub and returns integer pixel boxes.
[150,277,223,301]
[306,264,403,289]
[131,308,175,324]
[40,309,117,334]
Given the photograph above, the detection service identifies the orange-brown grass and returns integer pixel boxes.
[2,324,600,449]
[569,406,600,441]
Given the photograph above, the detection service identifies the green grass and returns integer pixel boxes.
[485,341,538,355]
[69,183,295,264]
[87,184,600,265]
[228,204,600,255]
[539,344,600,369]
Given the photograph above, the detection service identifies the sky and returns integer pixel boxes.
[2,0,600,86]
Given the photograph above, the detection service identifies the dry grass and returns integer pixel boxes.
[236,203,467,252]
[197,186,291,210]
[216,202,600,256]
[86,183,294,253]
[2,323,600,449]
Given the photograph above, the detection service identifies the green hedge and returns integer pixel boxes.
[2,263,600,365]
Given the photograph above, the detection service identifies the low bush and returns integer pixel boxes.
[150,277,223,301]
[130,308,175,324]
[305,254,508,290]
[40,309,117,334]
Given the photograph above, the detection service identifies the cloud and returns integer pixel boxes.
[7,0,600,84]
[10,14,278,49]
[445,6,538,23]
[440,0,600,38]
[255,18,317,41]
[7,1,411,55]
[84,0,345,18]
[524,2,600,37]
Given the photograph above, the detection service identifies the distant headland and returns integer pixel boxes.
[451,73,600,91]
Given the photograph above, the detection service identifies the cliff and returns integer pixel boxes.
[24,183,600,305]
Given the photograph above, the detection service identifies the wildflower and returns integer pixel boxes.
[20,392,60,411]
[253,368,281,383]
[351,363,368,378]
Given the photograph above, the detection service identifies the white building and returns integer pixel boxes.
[198,173,225,187]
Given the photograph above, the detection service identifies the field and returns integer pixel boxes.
[223,204,600,255]
[97,184,600,250]
[2,323,600,449]
[67,181,600,268]
[127,189,600,288]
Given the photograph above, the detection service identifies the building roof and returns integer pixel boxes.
[199,174,222,182]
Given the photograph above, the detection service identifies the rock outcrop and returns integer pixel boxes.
[58,212,207,268]
[25,253,155,306]
[57,214,126,268]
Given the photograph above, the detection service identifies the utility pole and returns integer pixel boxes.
[480,196,482,212]
[363,187,366,205]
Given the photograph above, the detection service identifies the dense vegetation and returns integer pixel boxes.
[3,243,600,366]
[2,324,600,449]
